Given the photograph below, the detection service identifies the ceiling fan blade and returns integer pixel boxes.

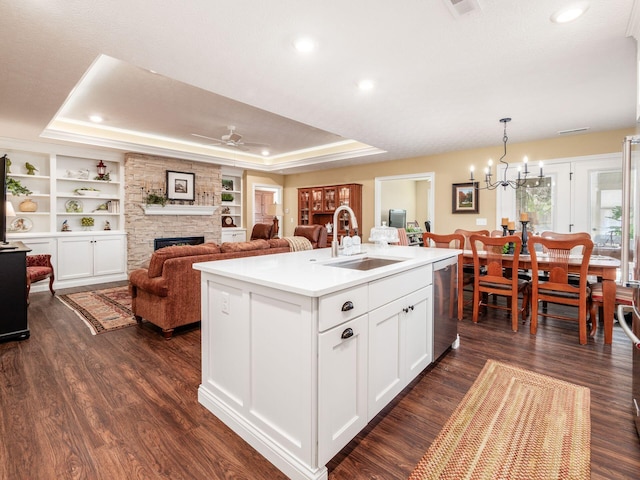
[191,133,225,143]
[242,141,271,147]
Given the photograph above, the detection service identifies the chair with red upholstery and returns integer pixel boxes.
[26,254,55,301]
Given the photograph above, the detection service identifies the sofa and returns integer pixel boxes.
[129,229,326,339]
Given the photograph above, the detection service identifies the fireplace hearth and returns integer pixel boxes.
[154,236,205,250]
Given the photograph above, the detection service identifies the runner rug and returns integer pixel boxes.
[408,359,590,480]
[57,286,136,335]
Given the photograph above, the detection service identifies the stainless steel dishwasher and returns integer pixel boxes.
[433,255,460,360]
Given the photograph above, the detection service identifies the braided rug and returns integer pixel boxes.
[409,359,590,479]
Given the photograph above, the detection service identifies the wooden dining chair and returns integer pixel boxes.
[455,229,490,312]
[395,228,409,246]
[470,234,530,332]
[454,229,490,250]
[589,283,635,336]
[529,236,594,344]
[422,232,465,320]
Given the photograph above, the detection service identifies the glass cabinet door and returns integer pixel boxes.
[323,187,336,211]
[312,188,323,212]
[298,189,310,225]
[339,186,351,207]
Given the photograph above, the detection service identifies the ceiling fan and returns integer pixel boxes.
[192,125,269,151]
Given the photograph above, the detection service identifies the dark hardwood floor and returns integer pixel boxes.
[1,283,639,479]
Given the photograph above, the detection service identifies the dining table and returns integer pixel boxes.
[463,251,621,344]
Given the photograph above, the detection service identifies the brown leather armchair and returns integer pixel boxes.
[250,223,275,240]
[293,225,328,249]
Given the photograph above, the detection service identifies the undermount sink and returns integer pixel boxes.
[327,256,405,271]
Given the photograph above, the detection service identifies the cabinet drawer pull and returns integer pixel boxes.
[341,328,354,339]
[341,301,354,312]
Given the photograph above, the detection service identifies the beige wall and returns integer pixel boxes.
[281,128,635,237]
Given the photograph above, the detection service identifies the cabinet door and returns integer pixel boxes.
[368,300,403,419]
[323,187,337,211]
[403,286,433,384]
[318,314,368,465]
[93,236,125,276]
[368,286,432,418]
[57,236,93,280]
[298,188,310,225]
[311,188,323,212]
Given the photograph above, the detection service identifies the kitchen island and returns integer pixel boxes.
[194,244,458,480]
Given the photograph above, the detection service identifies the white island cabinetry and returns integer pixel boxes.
[195,246,452,480]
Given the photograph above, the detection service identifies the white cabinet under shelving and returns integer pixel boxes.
[220,229,247,243]
[57,234,126,281]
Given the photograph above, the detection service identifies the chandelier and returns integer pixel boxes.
[470,117,543,190]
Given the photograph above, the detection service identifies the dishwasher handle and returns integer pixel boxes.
[617,305,640,349]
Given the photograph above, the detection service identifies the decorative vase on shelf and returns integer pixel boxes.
[19,198,38,212]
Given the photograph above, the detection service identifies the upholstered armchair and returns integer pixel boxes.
[293,225,328,248]
[250,223,275,240]
[26,254,55,300]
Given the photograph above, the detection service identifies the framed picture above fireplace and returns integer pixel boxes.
[166,170,195,201]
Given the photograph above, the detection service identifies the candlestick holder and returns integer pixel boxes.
[508,229,515,254]
[501,223,509,236]
[520,221,529,254]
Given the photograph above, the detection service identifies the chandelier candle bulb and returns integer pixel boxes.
[470,165,474,181]
[539,161,544,177]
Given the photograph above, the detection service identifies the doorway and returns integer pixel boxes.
[374,172,435,232]
[252,184,282,236]
[496,153,622,236]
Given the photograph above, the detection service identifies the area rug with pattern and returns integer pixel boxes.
[57,286,136,335]
[409,359,590,480]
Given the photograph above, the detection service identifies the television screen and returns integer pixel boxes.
[388,209,406,228]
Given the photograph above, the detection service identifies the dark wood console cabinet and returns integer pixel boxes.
[298,184,362,237]
[0,242,31,342]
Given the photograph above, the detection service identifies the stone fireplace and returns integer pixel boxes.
[124,152,222,272]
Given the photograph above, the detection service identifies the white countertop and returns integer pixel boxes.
[193,244,459,297]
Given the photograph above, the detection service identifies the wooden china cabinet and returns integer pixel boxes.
[298,184,362,237]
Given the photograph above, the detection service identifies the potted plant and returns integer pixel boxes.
[7,177,32,196]
[221,193,234,202]
[144,192,167,207]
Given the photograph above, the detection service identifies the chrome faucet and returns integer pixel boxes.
[331,205,358,257]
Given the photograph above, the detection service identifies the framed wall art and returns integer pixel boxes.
[166,170,195,201]
[452,182,479,214]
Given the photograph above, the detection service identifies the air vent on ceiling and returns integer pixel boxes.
[443,0,483,18]
[557,127,590,135]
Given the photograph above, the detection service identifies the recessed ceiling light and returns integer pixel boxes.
[357,79,375,91]
[261,149,270,156]
[293,37,316,53]
[550,2,589,24]
[89,115,103,123]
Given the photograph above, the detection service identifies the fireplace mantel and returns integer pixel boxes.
[142,205,218,216]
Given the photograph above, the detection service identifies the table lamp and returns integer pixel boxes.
[267,203,284,237]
